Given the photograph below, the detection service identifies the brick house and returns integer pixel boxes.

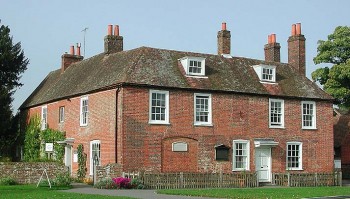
[334,109,350,177]
[20,23,334,183]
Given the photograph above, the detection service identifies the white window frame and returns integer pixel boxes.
[179,56,206,76]
[233,140,250,171]
[59,106,65,123]
[41,105,47,130]
[80,96,88,126]
[301,101,316,129]
[89,140,101,175]
[286,142,303,170]
[194,93,212,126]
[252,64,276,83]
[149,90,169,124]
[269,99,284,128]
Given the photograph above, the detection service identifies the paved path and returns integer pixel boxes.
[62,183,221,199]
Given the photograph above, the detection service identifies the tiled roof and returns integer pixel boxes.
[20,46,333,109]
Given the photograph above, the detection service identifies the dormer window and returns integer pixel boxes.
[253,64,276,83]
[180,56,206,76]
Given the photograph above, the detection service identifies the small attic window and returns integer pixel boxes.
[252,64,276,83]
[180,56,206,76]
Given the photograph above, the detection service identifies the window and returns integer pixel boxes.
[262,67,273,81]
[194,93,212,125]
[90,140,101,175]
[286,142,302,170]
[80,96,88,126]
[179,56,206,76]
[252,64,276,82]
[41,105,47,130]
[59,106,65,123]
[189,60,202,75]
[149,90,169,124]
[233,140,250,171]
[269,99,284,128]
[302,101,316,129]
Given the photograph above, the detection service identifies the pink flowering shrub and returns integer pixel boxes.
[112,177,132,189]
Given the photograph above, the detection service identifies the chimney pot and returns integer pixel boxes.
[268,34,272,44]
[70,45,75,55]
[76,43,81,56]
[107,24,113,36]
[271,34,276,43]
[296,23,301,35]
[291,24,296,36]
[114,25,120,36]
[221,22,227,31]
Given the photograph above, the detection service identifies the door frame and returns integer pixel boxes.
[255,147,272,183]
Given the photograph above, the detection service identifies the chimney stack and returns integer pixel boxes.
[264,33,281,62]
[217,22,231,55]
[61,44,83,73]
[104,24,123,54]
[288,23,306,75]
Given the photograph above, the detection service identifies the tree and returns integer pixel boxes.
[0,20,29,157]
[312,26,350,110]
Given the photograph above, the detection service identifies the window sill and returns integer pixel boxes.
[260,81,277,84]
[185,75,208,79]
[232,169,250,172]
[302,127,317,130]
[269,126,285,129]
[194,123,213,127]
[286,168,303,171]
[80,124,88,127]
[149,121,170,125]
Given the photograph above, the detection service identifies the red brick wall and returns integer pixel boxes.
[24,86,334,175]
[26,89,117,176]
[120,87,334,173]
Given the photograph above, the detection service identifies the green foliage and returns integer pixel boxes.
[94,178,119,189]
[314,26,350,65]
[0,177,17,185]
[312,26,350,110]
[53,172,72,187]
[40,128,65,162]
[24,115,65,162]
[77,144,87,180]
[24,116,41,161]
[0,20,29,158]
[130,178,144,189]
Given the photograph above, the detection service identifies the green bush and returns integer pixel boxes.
[130,178,144,189]
[0,177,18,185]
[53,172,72,187]
[94,178,118,189]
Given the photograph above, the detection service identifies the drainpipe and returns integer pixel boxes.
[115,86,121,163]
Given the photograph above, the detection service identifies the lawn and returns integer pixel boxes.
[0,185,135,199]
[157,186,350,199]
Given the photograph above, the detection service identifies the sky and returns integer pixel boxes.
[1,0,350,112]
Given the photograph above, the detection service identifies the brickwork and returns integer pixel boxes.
[0,162,67,184]
[24,86,333,176]
[120,87,334,173]
[264,43,281,62]
[27,89,117,176]
[217,30,231,55]
[288,35,306,75]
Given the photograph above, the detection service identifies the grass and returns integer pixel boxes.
[0,185,135,199]
[157,186,350,199]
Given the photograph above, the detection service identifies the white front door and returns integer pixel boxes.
[255,147,271,182]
